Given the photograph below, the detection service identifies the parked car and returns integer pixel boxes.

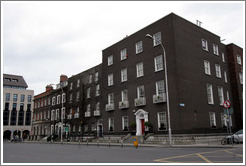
[224,129,243,144]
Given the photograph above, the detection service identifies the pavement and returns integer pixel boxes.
[20,140,243,148]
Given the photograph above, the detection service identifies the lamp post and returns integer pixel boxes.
[146,34,172,146]
[50,83,64,144]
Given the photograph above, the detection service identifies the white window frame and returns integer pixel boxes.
[154,55,163,72]
[87,88,91,99]
[215,64,221,78]
[52,97,56,106]
[76,91,80,101]
[201,39,208,51]
[206,84,214,104]
[157,112,167,131]
[121,48,127,60]
[61,107,65,120]
[108,93,114,104]
[95,72,99,82]
[209,112,216,127]
[96,84,100,96]
[96,102,100,110]
[62,93,66,103]
[236,54,242,65]
[204,60,211,75]
[57,95,61,104]
[239,72,243,84]
[56,109,60,120]
[121,68,127,82]
[122,116,129,131]
[156,80,165,96]
[218,86,224,106]
[121,89,128,101]
[213,44,219,55]
[153,32,162,46]
[136,62,144,78]
[135,41,143,54]
[224,71,227,83]
[108,74,114,86]
[108,55,113,66]
[89,75,93,83]
[87,104,91,112]
[77,79,80,87]
[108,117,114,131]
[137,85,145,98]
[222,53,225,62]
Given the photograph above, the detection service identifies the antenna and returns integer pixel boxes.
[196,20,202,27]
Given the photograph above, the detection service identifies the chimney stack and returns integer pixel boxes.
[46,85,53,92]
[60,74,68,83]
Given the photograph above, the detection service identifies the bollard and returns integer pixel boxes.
[109,137,111,147]
[121,136,123,148]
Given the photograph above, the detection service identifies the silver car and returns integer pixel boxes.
[226,129,243,143]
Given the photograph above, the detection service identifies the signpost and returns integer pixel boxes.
[223,100,233,145]
[133,137,138,148]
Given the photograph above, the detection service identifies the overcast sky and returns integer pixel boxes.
[2,1,244,95]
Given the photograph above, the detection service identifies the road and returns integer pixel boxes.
[3,142,243,163]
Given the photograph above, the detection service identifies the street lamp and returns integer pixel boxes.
[50,83,64,145]
[146,34,172,146]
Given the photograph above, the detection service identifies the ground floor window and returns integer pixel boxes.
[157,112,167,131]
[122,116,128,131]
[209,112,216,128]
[108,117,114,132]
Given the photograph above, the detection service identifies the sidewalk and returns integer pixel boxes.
[21,140,243,148]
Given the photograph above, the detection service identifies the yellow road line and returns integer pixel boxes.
[196,153,212,163]
[223,150,243,157]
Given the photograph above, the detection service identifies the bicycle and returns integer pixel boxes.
[221,136,239,145]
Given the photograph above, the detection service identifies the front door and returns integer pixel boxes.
[141,119,145,135]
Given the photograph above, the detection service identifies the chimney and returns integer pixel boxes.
[60,74,68,83]
[46,85,53,92]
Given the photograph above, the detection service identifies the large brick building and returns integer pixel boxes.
[31,13,243,140]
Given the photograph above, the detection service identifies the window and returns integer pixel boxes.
[52,97,56,105]
[153,32,162,46]
[108,117,114,131]
[158,112,167,130]
[56,109,60,120]
[137,85,145,98]
[209,112,216,128]
[122,116,129,131]
[62,93,66,103]
[13,94,18,102]
[204,60,211,75]
[95,72,99,82]
[136,62,144,78]
[201,39,208,51]
[108,55,113,66]
[121,68,127,82]
[218,86,224,106]
[96,84,100,96]
[87,88,91,98]
[87,104,91,112]
[70,82,73,90]
[108,93,114,104]
[69,94,73,103]
[121,48,127,60]
[5,93,10,101]
[77,79,80,87]
[48,98,51,105]
[221,113,227,128]
[28,95,32,102]
[237,54,242,65]
[96,102,100,110]
[154,55,163,72]
[213,44,219,55]
[206,84,214,104]
[222,53,225,62]
[224,71,227,83]
[135,41,143,54]
[61,107,65,120]
[57,95,61,104]
[20,94,25,102]
[121,90,128,101]
[239,72,243,84]
[108,74,113,86]
[156,80,165,96]
[215,64,221,78]
[76,91,80,101]
[89,75,93,83]
[51,110,55,121]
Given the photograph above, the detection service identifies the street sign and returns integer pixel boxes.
[223,100,231,108]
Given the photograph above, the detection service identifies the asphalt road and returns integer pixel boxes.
[3,142,243,163]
